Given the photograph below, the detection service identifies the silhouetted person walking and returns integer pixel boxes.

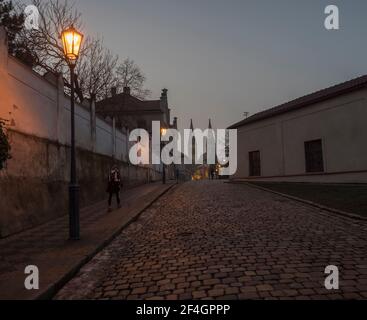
[210,166,215,180]
[107,165,122,212]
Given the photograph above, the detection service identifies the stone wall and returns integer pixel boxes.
[0,130,161,238]
[0,27,163,238]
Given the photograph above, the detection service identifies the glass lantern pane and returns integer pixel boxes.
[72,33,82,57]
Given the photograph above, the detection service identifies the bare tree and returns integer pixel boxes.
[18,0,87,97]
[116,58,151,99]
[0,0,24,55]
[76,37,118,103]
[15,0,151,102]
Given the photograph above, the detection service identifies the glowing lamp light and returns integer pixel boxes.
[161,128,167,137]
[61,26,84,63]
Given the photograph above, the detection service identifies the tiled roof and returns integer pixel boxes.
[96,92,161,112]
[228,75,367,129]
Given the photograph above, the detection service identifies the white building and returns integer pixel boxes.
[229,75,367,183]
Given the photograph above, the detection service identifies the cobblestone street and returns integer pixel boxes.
[56,181,367,300]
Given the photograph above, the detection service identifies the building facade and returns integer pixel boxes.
[229,75,367,183]
[96,87,178,182]
[96,87,176,134]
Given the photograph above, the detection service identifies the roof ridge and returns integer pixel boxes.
[229,74,367,129]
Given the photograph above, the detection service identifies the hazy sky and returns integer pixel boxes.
[35,0,367,129]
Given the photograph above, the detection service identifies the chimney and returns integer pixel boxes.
[123,86,131,95]
[161,88,168,97]
[160,88,168,111]
[173,117,178,129]
[111,87,117,96]
[161,88,168,101]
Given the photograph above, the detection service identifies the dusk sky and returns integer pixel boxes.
[37,0,367,129]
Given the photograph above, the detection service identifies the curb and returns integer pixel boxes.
[229,181,367,222]
[36,183,177,300]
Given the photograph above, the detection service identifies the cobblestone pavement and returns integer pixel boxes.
[56,181,367,300]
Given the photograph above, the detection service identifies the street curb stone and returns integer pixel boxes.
[37,183,177,300]
[229,180,367,222]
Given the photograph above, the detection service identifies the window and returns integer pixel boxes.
[304,139,324,173]
[249,151,261,176]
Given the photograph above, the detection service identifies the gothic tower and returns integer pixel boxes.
[207,118,216,168]
[190,119,195,162]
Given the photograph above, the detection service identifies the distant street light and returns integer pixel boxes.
[61,25,84,240]
[161,128,167,137]
[161,127,167,185]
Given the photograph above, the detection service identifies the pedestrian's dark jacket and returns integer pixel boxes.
[107,168,122,193]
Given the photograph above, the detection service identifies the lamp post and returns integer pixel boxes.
[160,128,167,185]
[61,25,84,240]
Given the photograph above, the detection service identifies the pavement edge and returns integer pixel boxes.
[229,180,367,222]
[36,183,177,300]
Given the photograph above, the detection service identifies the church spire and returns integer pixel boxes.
[190,119,195,160]
[208,119,212,129]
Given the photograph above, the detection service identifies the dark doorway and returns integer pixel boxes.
[249,151,261,177]
[304,139,324,173]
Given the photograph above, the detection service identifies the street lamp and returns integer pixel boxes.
[61,25,84,240]
[160,127,167,184]
[161,128,167,137]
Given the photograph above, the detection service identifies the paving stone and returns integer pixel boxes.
[56,181,367,300]
[192,290,207,299]
[208,289,225,297]
[131,287,147,295]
